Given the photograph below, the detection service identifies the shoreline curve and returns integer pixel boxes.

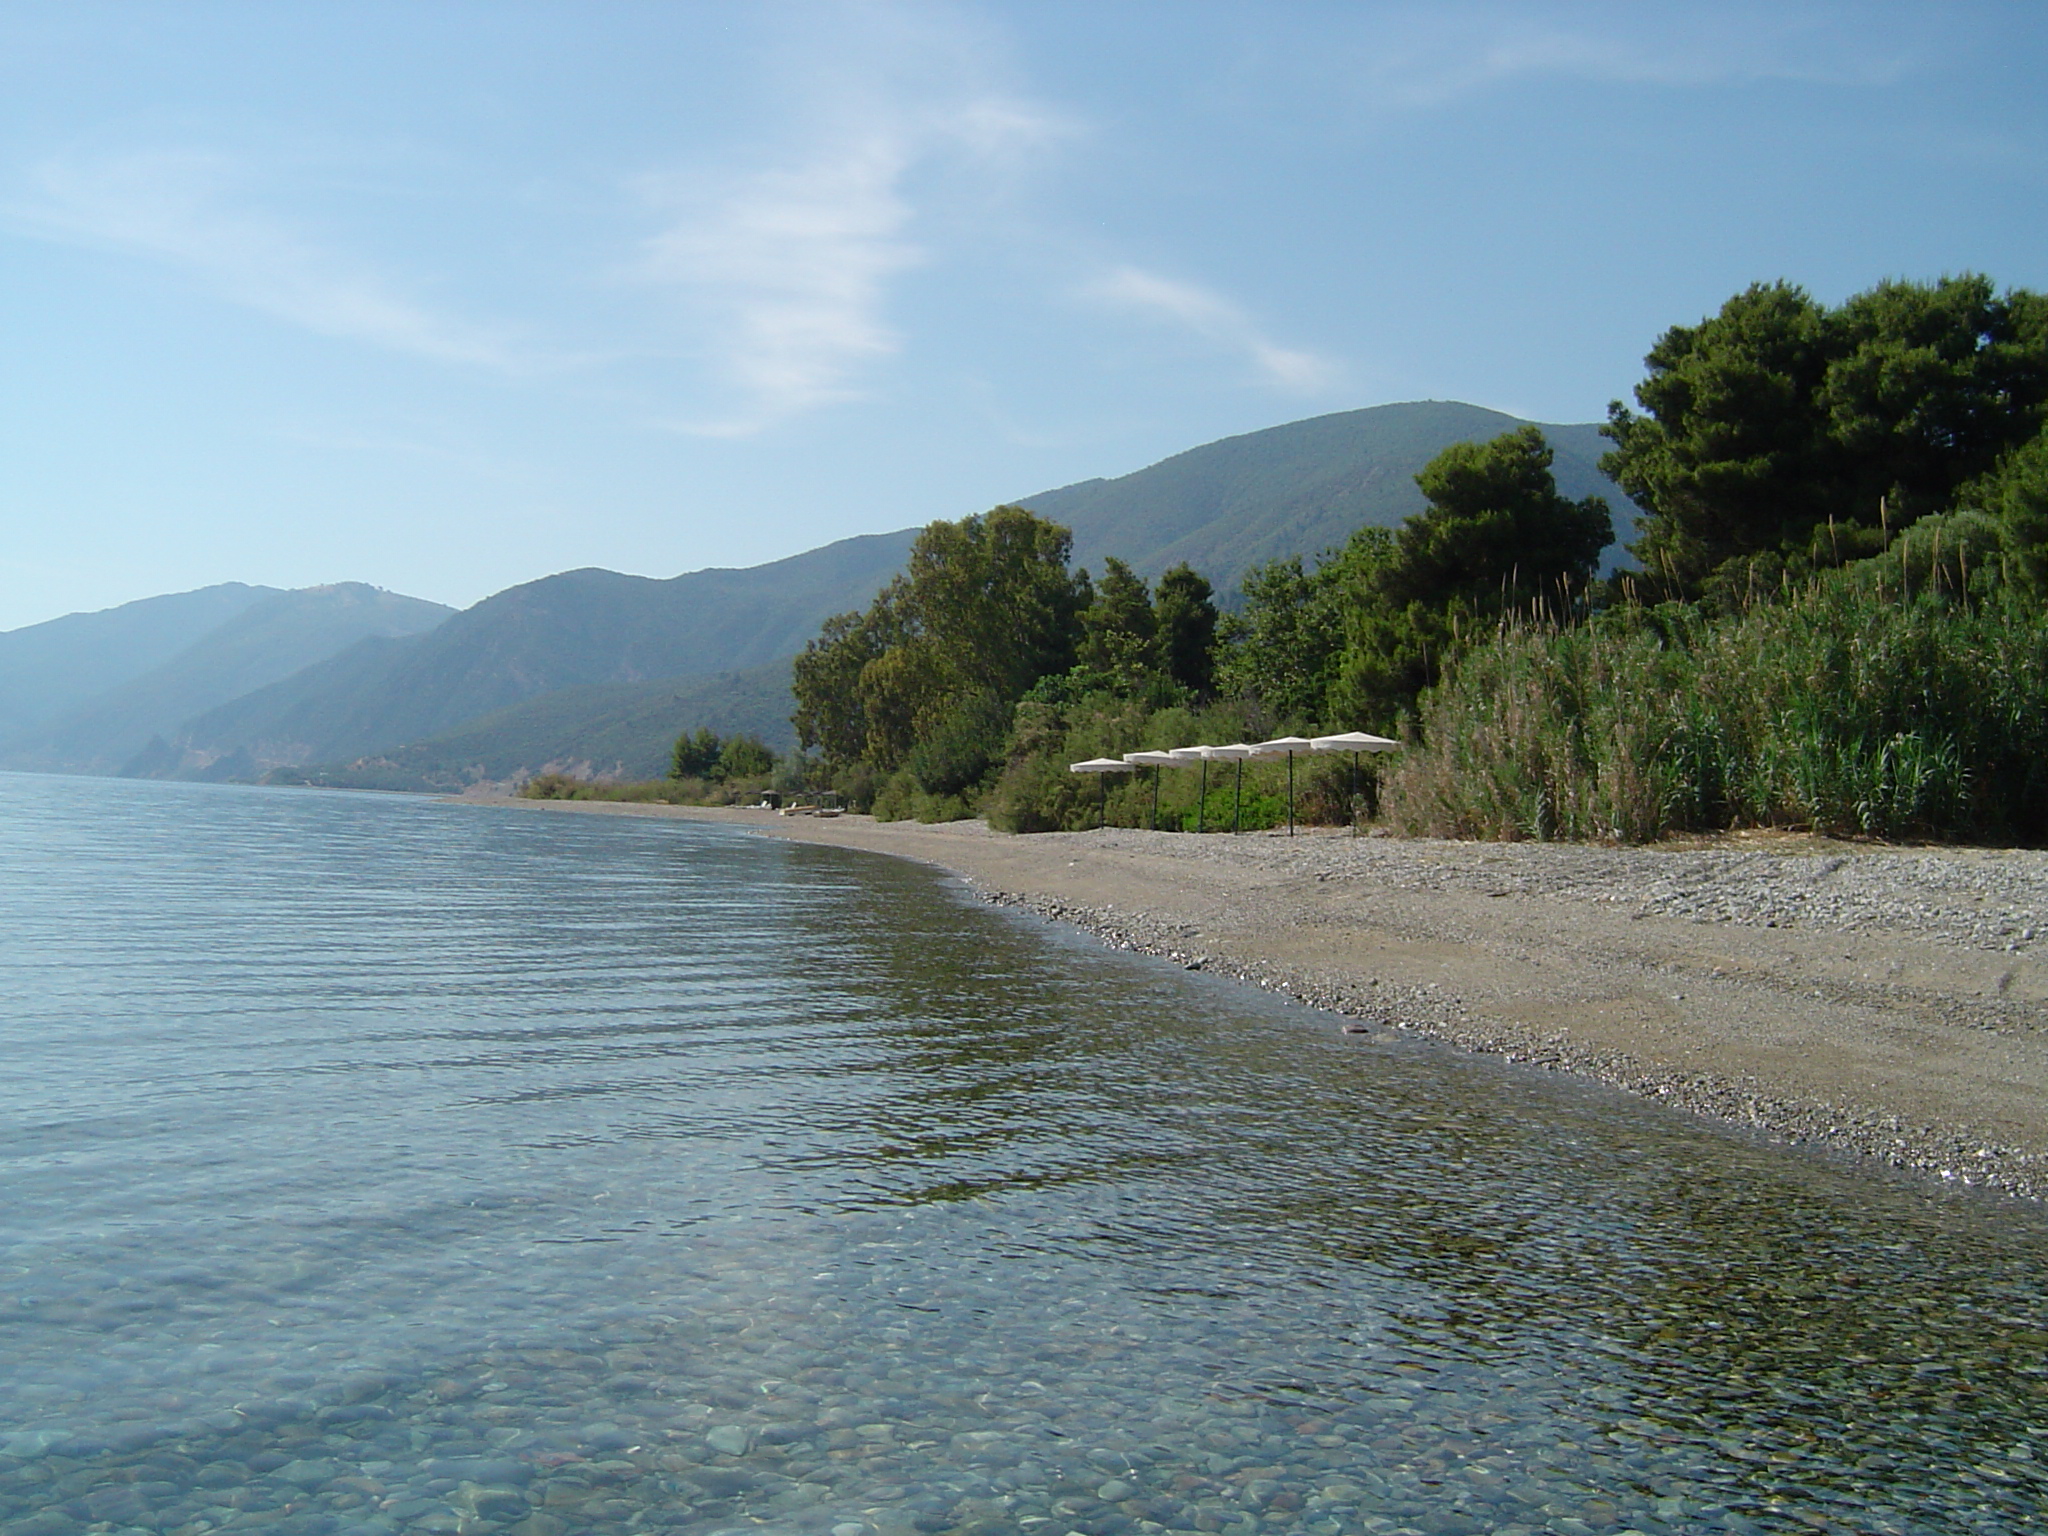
[448,796,2048,1201]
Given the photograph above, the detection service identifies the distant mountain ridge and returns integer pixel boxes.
[1027,402,1632,595]
[0,582,282,744]
[267,661,799,792]
[0,584,454,774]
[162,532,919,773]
[7,400,1639,791]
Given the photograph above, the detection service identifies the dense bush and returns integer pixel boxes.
[524,764,781,807]
[1381,583,2048,843]
[903,693,1012,799]
[773,280,2048,846]
[671,727,776,783]
[523,772,697,804]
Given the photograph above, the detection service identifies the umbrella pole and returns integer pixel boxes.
[1233,759,1243,833]
[1099,772,1107,831]
[1287,753,1295,836]
[1351,751,1360,836]
[1197,760,1207,834]
[1150,768,1159,832]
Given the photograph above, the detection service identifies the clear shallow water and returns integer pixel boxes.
[2,777,2046,1536]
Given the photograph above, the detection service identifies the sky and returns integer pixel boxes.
[2,1,2045,630]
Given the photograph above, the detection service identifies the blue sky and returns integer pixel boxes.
[3,1,2044,629]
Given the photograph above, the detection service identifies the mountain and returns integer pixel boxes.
[1,584,453,774]
[110,400,1642,791]
[149,633,438,778]
[160,532,917,773]
[1020,402,1634,597]
[0,582,282,744]
[260,660,798,792]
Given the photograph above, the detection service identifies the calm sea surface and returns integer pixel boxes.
[2,775,2045,1536]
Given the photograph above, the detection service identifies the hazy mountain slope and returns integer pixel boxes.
[167,531,917,769]
[264,661,798,792]
[0,582,281,743]
[1021,402,1636,596]
[145,633,425,777]
[7,584,452,773]
[143,401,1635,787]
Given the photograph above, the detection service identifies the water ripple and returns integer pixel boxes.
[2,774,2046,1534]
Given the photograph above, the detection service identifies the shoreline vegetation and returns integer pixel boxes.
[496,276,2048,1196]
[458,796,2048,1202]
[538,275,2048,850]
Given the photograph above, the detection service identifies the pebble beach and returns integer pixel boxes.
[477,799,2048,1200]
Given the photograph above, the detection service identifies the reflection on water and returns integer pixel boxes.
[1,774,2044,1536]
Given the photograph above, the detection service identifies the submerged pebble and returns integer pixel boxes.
[3,779,2047,1536]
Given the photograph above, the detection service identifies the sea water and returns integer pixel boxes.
[1,774,2044,1536]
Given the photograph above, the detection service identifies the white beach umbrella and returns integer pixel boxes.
[1123,751,1179,829]
[1203,744,1258,833]
[1068,757,1133,829]
[1310,732,1400,835]
[1250,737,1317,836]
[1167,746,1214,833]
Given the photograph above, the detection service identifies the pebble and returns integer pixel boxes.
[7,817,2048,1536]
[979,830,2048,1198]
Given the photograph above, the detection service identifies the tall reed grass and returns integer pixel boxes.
[1381,585,2048,844]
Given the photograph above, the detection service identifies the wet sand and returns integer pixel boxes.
[455,797,2048,1198]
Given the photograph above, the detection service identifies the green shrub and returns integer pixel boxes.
[1382,582,2048,843]
[830,761,884,813]
[871,766,974,823]
[715,734,776,780]
[521,772,702,805]
[671,727,724,780]
[904,693,1011,799]
[985,751,1089,832]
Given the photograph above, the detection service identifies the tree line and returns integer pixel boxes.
[789,425,1615,829]
[787,271,2048,841]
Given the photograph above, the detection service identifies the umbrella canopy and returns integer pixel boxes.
[1312,731,1397,837]
[1123,751,1178,832]
[1311,731,1400,753]
[1248,735,1315,759]
[1169,746,1219,832]
[1201,744,1257,832]
[1246,738,1316,835]
[1068,757,1130,830]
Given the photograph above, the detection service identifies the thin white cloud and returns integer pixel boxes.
[635,136,925,436]
[630,1,1075,436]
[1085,265,1340,393]
[12,150,520,369]
[1352,7,1909,111]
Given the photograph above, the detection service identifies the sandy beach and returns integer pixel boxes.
[456,796,2048,1199]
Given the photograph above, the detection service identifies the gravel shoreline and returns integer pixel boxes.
[456,797,2048,1200]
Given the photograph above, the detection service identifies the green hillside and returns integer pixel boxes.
[7,584,452,774]
[268,661,797,792]
[1022,402,1635,598]
[0,582,281,744]
[164,530,917,773]
[116,400,1639,790]
[150,633,421,778]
